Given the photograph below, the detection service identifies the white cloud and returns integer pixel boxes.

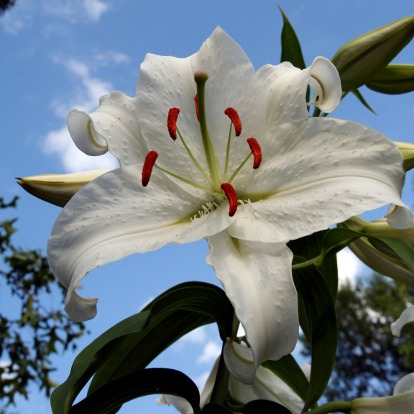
[43,126,116,172]
[42,0,109,23]
[42,56,120,172]
[1,0,110,34]
[196,341,221,365]
[83,0,109,22]
[337,247,368,286]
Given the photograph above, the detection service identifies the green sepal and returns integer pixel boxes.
[279,7,306,69]
[262,354,309,402]
[367,64,414,94]
[70,368,200,414]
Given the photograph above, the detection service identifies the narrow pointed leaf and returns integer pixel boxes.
[89,282,234,394]
[51,282,234,414]
[279,7,306,69]
[70,368,200,414]
[350,89,377,114]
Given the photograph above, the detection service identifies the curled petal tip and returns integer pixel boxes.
[308,57,342,113]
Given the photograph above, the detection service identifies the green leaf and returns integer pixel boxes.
[89,282,233,394]
[70,368,200,414]
[51,282,234,414]
[369,236,414,274]
[289,230,338,300]
[293,264,337,411]
[262,355,309,403]
[350,89,377,114]
[279,7,306,69]
[202,403,233,413]
[51,311,150,414]
[243,399,292,414]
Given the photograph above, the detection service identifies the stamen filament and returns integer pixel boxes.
[228,153,252,184]
[223,122,233,180]
[154,164,210,192]
[194,71,221,191]
[176,126,213,186]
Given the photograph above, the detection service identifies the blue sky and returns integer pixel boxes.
[1,0,413,413]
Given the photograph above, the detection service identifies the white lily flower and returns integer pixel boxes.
[391,305,414,336]
[351,372,414,413]
[158,357,306,414]
[47,27,412,383]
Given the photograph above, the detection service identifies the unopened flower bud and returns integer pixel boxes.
[344,216,414,285]
[331,16,414,91]
[17,170,108,207]
[394,141,414,171]
[367,64,414,94]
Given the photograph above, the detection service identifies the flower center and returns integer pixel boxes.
[141,70,262,217]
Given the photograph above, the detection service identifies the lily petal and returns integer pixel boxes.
[68,92,148,165]
[394,373,414,395]
[136,27,265,177]
[206,232,298,384]
[351,391,414,414]
[256,56,340,128]
[307,56,342,113]
[391,305,414,336]
[48,166,232,321]
[229,118,412,243]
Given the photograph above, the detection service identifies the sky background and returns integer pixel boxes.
[1,0,413,413]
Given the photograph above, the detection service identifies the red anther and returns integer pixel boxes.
[247,138,262,169]
[142,151,158,187]
[167,108,180,140]
[224,107,242,136]
[221,183,238,217]
[194,94,200,122]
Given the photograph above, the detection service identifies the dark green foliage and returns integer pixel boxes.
[0,197,86,407]
[301,273,414,400]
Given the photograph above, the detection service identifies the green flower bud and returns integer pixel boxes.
[394,141,414,171]
[17,170,108,207]
[332,16,414,91]
[367,64,414,94]
[345,216,414,285]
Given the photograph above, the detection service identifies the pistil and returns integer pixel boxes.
[194,71,221,192]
